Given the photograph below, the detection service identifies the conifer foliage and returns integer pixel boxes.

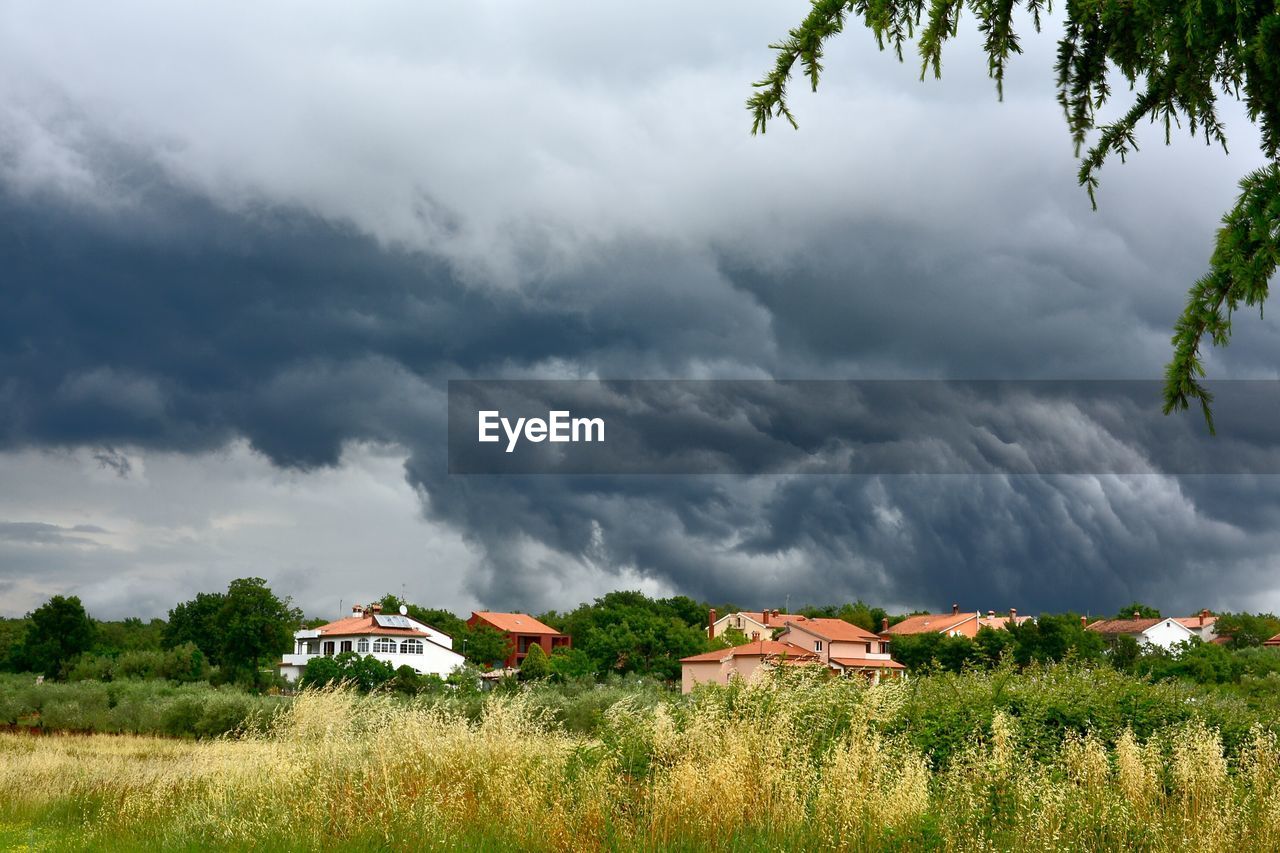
[749,0,1280,429]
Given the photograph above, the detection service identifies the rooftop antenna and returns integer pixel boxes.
[339,598,343,617]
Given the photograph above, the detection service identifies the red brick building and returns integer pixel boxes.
[466,611,570,668]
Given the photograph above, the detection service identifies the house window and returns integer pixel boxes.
[866,643,872,654]
[814,640,823,651]
[400,639,424,655]
[322,641,335,656]
[357,638,369,653]
[372,637,397,654]
[340,641,352,653]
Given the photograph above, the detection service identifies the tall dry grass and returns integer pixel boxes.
[2,673,1280,851]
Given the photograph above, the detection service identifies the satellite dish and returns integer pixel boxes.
[399,605,408,616]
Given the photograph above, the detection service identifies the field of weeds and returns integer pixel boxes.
[2,667,1279,851]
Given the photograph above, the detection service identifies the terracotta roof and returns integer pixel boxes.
[1264,633,1280,647]
[311,614,431,637]
[884,612,977,636]
[470,611,563,635]
[1085,618,1163,634]
[830,656,906,670]
[786,617,881,643]
[731,611,808,628]
[680,640,817,663]
[1175,615,1218,629]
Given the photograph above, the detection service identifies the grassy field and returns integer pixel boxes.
[2,666,1279,851]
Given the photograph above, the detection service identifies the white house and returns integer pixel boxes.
[1085,614,1198,651]
[278,602,464,682]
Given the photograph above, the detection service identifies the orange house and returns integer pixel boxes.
[466,611,570,668]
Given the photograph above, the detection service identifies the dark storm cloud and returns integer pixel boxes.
[3,173,1280,616]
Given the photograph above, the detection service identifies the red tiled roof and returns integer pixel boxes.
[1175,615,1218,629]
[829,656,906,670]
[786,617,880,643]
[680,640,817,663]
[470,611,563,635]
[1264,633,1280,647]
[884,612,977,636]
[1085,618,1163,634]
[733,611,808,628]
[311,614,431,637]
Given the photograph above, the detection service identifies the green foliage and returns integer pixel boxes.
[0,673,284,738]
[298,653,396,693]
[164,591,228,665]
[216,578,299,685]
[91,618,165,657]
[549,646,595,681]
[66,643,211,684]
[0,618,29,671]
[393,665,423,695]
[556,590,711,680]
[16,596,95,678]
[1136,639,1245,685]
[750,1,1280,428]
[518,643,551,681]
[1215,611,1280,647]
[1115,602,1161,619]
[462,624,512,669]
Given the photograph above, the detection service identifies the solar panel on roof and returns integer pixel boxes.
[374,614,412,628]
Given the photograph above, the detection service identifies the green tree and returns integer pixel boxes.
[299,655,343,689]
[1116,603,1162,620]
[1215,612,1280,648]
[16,596,95,678]
[1108,634,1142,673]
[0,618,29,671]
[462,624,512,669]
[164,592,228,665]
[519,643,551,681]
[749,0,1280,429]
[709,626,750,651]
[217,578,298,686]
[549,646,596,681]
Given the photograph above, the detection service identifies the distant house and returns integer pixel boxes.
[1264,632,1280,648]
[775,618,905,683]
[706,608,806,641]
[1085,612,1198,651]
[679,640,819,693]
[278,602,464,682]
[1174,610,1225,644]
[466,611,570,669]
[883,604,1029,639]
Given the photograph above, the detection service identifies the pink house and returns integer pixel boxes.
[775,618,905,683]
[679,640,818,693]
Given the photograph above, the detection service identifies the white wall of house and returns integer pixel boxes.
[1139,619,1198,651]
[280,632,464,682]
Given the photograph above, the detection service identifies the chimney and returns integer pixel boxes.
[370,603,383,614]
[773,609,780,618]
[987,610,995,619]
[1133,610,1141,619]
[1081,615,1087,627]
[1200,608,1209,626]
[351,603,364,617]
[708,608,717,640]
[1010,608,1017,620]
[881,616,889,632]
[952,603,959,615]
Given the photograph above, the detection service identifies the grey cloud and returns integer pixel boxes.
[0,3,1278,618]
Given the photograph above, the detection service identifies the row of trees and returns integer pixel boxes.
[5,584,1279,688]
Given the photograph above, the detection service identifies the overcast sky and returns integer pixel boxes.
[2,1,1278,620]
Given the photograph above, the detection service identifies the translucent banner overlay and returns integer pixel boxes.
[447,380,1280,475]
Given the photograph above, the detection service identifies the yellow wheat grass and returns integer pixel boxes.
[2,680,1280,852]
